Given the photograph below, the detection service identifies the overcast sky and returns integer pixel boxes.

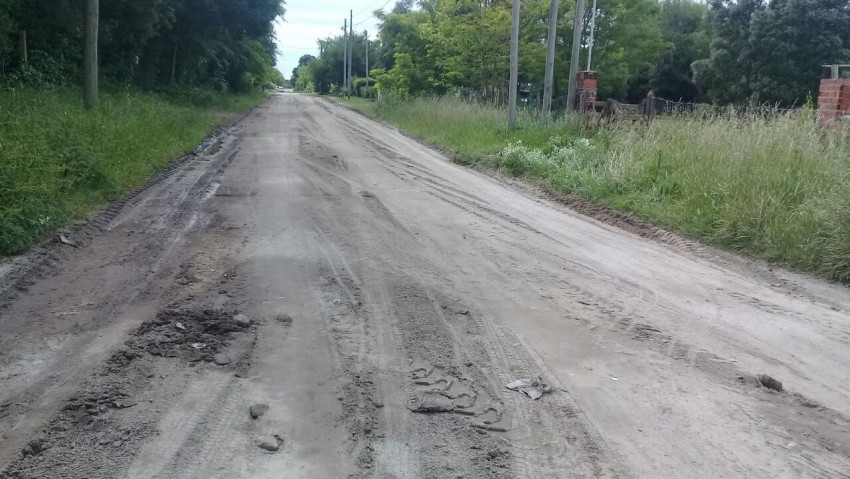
[275,0,386,79]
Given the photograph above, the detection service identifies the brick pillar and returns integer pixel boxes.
[818,78,850,125]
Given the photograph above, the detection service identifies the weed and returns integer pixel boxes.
[338,96,850,283]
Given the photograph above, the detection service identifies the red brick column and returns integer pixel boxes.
[818,79,850,125]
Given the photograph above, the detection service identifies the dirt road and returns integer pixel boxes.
[1,93,849,478]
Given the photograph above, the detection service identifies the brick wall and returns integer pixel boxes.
[818,79,850,124]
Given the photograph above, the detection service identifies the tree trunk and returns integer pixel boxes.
[83,0,98,109]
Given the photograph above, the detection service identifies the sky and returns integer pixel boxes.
[275,0,387,79]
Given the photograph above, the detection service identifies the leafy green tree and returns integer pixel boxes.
[373,52,427,98]
[290,54,316,86]
[2,0,285,93]
[748,0,850,105]
[692,0,764,104]
[590,0,665,98]
[695,0,850,106]
[646,0,710,101]
[420,0,511,100]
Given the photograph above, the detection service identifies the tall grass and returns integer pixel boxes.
[342,96,850,283]
[341,96,583,163]
[0,87,265,256]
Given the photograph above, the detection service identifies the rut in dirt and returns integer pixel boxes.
[3,94,850,479]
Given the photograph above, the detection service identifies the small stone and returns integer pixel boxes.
[22,438,46,456]
[275,314,293,325]
[249,403,269,419]
[256,434,283,452]
[232,314,251,328]
[757,374,783,392]
[213,353,231,366]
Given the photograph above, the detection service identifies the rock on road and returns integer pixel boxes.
[1,93,850,478]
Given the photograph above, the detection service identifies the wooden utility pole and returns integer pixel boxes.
[566,0,585,111]
[542,0,559,119]
[342,18,347,93]
[507,0,520,128]
[83,0,99,109]
[18,31,27,66]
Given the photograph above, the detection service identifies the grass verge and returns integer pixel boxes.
[0,87,266,256]
[337,96,850,284]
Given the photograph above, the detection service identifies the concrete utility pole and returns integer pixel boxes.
[342,18,347,92]
[365,30,369,82]
[565,0,586,111]
[542,0,559,119]
[348,10,353,91]
[586,0,597,71]
[83,0,98,109]
[507,0,520,128]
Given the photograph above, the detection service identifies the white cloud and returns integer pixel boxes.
[275,0,384,78]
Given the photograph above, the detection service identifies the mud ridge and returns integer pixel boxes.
[0,101,266,310]
[0,308,256,479]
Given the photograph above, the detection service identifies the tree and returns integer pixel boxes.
[694,0,850,106]
[748,0,850,105]
[589,0,665,98]
[290,54,316,85]
[83,0,98,109]
[421,0,512,100]
[3,0,285,94]
[0,0,23,68]
[373,52,427,98]
[692,0,764,104]
[636,0,709,102]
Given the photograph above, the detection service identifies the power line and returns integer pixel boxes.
[353,0,387,17]
[352,0,393,27]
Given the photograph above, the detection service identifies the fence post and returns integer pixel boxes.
[645,90,656,123]
[603,98,615,121]
[749,91,760,115]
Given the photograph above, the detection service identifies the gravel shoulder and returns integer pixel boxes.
[1,93,849,478]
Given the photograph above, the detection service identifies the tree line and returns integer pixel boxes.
[295,0,850,107]
[0,0,285,94]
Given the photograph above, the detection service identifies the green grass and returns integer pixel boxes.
[0,87,266,256]
[338,96,583,164]
[339,96,850,284]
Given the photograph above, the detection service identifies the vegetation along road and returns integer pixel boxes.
[1,93,849,478]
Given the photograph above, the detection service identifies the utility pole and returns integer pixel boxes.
[542,0,559,119]
[365,30,369,83]
[507,0,520,128]
[565,0,585,111]
[348,10,353,91]
[342,18,347,93]
[83,0,99,109]
[586,0,597,71]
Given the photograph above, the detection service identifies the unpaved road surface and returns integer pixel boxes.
[2,93,850,478]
